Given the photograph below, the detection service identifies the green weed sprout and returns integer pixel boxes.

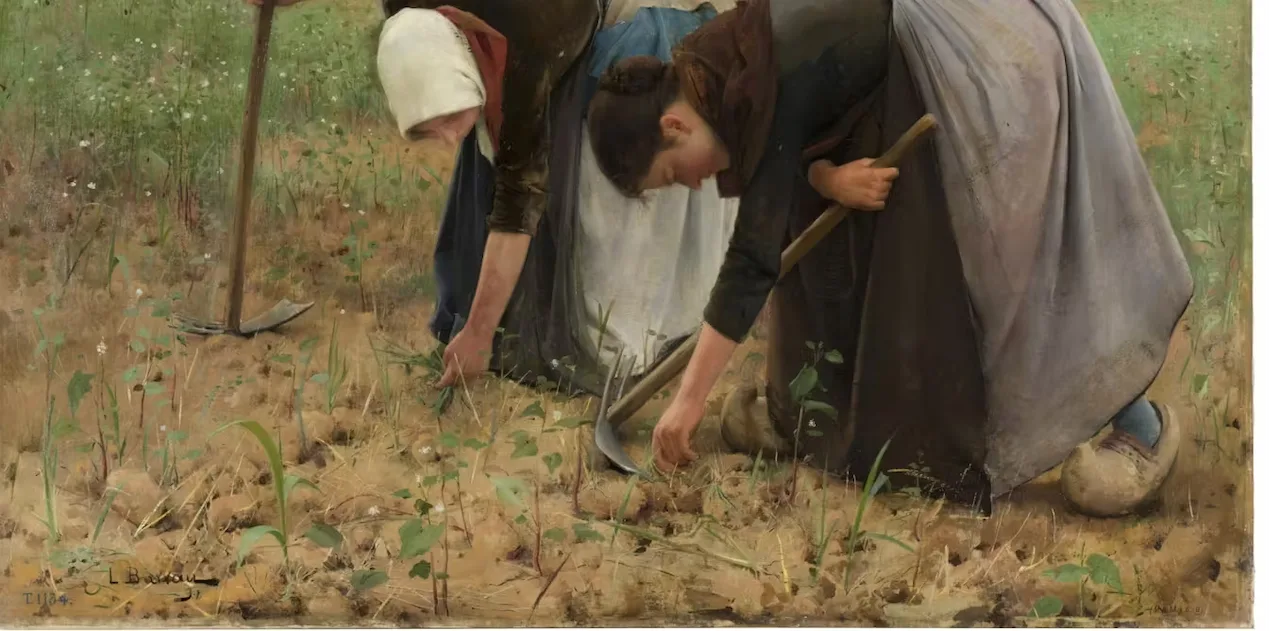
[211,420,319,575]
[1032,552,1125,619]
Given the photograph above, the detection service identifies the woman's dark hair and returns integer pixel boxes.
[587,56,682,198]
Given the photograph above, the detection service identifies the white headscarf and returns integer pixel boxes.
[376,8,494,159]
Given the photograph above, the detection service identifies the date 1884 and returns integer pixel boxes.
[23,592,71,607]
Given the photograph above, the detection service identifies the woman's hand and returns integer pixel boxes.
[436,326,493,388]
[809,158,899,211]
[652,396,704,472]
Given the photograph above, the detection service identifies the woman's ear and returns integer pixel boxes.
[659,112,691,141]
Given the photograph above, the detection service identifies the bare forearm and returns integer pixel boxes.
[466,231,531,334]
[674,323,739,407]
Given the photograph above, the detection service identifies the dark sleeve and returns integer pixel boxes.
[484,1,599,236]
[702,96,809,344]
[484,61,554,235]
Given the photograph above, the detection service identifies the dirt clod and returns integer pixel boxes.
[208,494,259,531]
[106,468,167,526]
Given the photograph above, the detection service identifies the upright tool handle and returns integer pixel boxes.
[603,113,938,427]
[225,0,278,333]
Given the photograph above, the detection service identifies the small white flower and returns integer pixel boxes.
[182,111,192,120]
[433,503,445,514]
[87,182,96,190]
[71,181,77,187]
[279,71,286,78]
[203,252,211,260]
[366,506,381,517]
[62,192,68,198]
[414,474,423,485]
[340,309,346,315]
[96,340,107,356]
[79,139,89,148]
[135,37,142,44]
[330,96,338,102]
[808,419,816,428]
[111,55,118,62]
[342,202,350,208]
[56,65,63,72]
[151,43,157,49]
[201,115,207,122]
[419,446,431,455]
[146,191,152,197]
[554,411,564,422]
[84,69,91,76]
[148,76,156,84]
[135,288,143,298]
[200,79,209,89]
[358,210,365,216]
[159,425,167,433]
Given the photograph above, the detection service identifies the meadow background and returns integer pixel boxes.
[0,0,1252,626]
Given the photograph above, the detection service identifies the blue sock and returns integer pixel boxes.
[1111,396,1162,449]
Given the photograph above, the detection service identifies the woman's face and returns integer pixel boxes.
[410,106,480,148]
[641,103,729,191]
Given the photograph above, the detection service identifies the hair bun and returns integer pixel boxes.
[599,56,669,96]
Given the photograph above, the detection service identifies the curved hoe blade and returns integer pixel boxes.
[238,299,315,336]
[594,353,649,479]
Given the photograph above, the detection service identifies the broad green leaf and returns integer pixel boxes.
[300,337,321,353]
[237,525,285,566]
[305,523,343,548]
[143,382,165,396]
[1086,554,1124,593]
[788,365,819,401]
[414,499,431,516]
[1030,595,1064,618]
[801,399,838,418]
[392,488,412,499]
[463,438,488,451]
[543,452,563,475]
[1044,563,1090,583]
[439,432,460,449]
[130,340,147,354]
[183,449,203,460]
[514,514,528,525]
[543,528,567,543]
[122,366,140,382]
[512,440,538,459]
[489,476,528,509]
[824,350,844,364]
[1192,374,1209,398]
[283,474,319,500]
[212,421,285,520]
[310,373,330,384]
[552,417,592,430]
[573,523,605,542]
[350,569,389,591]
[409,560,433,579]
[67,371,93,417]
[398,520,445,559]
[169,430,189,442]
[520,401,545,418]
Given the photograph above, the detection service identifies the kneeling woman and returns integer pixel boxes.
[586,0,1193,516]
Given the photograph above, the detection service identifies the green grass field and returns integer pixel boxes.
[0,0,1252,626]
